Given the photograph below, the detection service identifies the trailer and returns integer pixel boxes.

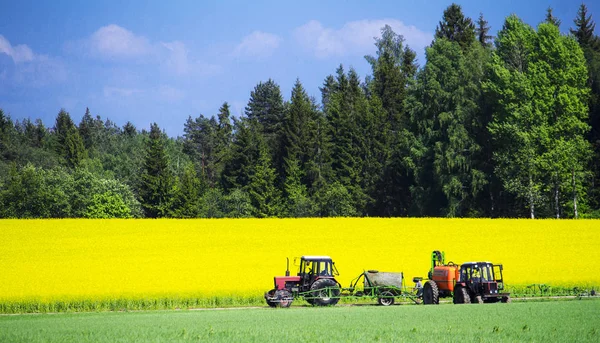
[341,270,421,306]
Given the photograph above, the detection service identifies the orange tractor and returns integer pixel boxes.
[422,251,510,304]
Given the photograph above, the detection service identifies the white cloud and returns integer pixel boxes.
[0,34,35,63]
[232,31,281,59]
[0,35,67,87]
[90,24,151,59]
[294,19,432,58]
[77,25,222,78]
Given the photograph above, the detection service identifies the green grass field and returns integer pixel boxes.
[1,300,599,342]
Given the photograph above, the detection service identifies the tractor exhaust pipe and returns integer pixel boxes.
[286,257,290,276]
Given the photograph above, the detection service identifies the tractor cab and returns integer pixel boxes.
[297,256,338,291]
[459,262,505,298]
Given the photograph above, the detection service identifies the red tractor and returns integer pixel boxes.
[422,251,510,304]
[264,256,341,307]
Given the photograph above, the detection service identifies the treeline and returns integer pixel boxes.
[1,3,599,219]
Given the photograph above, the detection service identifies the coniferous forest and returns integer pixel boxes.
[1,4,600,219]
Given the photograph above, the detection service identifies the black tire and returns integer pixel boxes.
[378,291,395,306]
[423,281,439,305]
[265,289,278,308]
[453,286,471,304]
[309,278,340,306]
[501,296,511,303]
[275,289,293,308]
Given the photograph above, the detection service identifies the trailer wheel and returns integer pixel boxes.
[423,281,439,305]
[378,291,395,306]
[275,289,293,308]
[453,286,471,304]
[309,279,340,306]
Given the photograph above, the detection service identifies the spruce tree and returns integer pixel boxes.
[246,142,281,217]
[435,3,476,51]
[139,123,174,218]
[545,7,562,28]
[476,12,493,47]
[571,3,600,212]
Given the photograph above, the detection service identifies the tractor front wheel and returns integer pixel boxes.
[275,289,293,308]
[377,291,395,306]
[309,279,340,306]
[265,289,278,308]
[423,281,439,305]
[453,286,471,304]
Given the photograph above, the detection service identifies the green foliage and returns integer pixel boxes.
[0,164,71,218]
[224,188,253,218]
[319,181,357,217]
[84,191,132,218]
[1,4,599,219]
[485,16,592,218]
[199,188,226,218]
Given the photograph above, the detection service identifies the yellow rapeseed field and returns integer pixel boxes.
[0,218,598,304]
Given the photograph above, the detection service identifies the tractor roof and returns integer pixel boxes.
[462,261,493,266]
[301,255,332,261]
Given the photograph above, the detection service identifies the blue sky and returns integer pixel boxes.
[1,0,598,137]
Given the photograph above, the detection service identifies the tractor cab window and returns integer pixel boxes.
[315,261,332,276]
[302,260,332,276]
[462,265,483,282]
[481,264,493,282]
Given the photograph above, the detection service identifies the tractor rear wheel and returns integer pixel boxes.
[275,289,293,308]
[309,278,340,306]
[423,281,439,305]
[453,286,471,304]
[377,291,395,306]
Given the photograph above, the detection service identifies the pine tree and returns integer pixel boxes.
[245,79,286,181]
[171,162,203,218]
[476,12,493,47]
[139,123,174,218]
[183,114,218,185]
[365,25,416,129]
[545,7,562,28]
[64,126,87,168]
[220,117,262,192]
[54,109,75,157]
[407,38,485,217]
[571,3,600,212]
[435,3,476,51]
[246,142,281,217]
[78,108,94,150]
[283,154,314,217]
